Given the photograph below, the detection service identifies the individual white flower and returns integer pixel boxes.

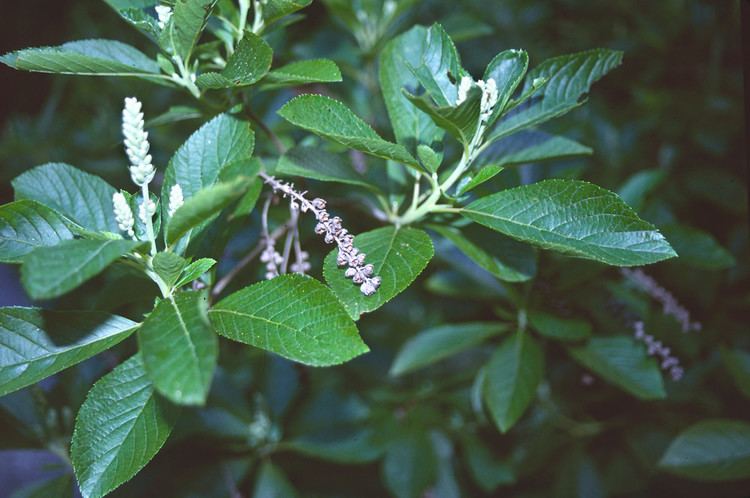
[456,75,473,105]
[122,97,155,186]
[155,5,173,30]
[477,78,499,119]
[112,192,135,237]
[138,198,157,223]
[168,184,184,217]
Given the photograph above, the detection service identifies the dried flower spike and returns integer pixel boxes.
[633,321,684,381]
[260,173,381,296]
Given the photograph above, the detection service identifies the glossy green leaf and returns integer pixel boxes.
[404,23,463,107]
[528,310,591,341]
[209,274,368,366]
[262,0,313,24]
[138,291,216,405]
[721,347,750,398]
[0,40,160,79]
[404,85,481,145]
[161,114,255,224]
[482,49,529,125]
[0,307,137,397]
[390,322,509,376]
[21,239,143,300]
[323,226,434,320]
[462,179,677,266]
[276,146,375,190]
[567,336,666,400]
[104,1,160,39]
[484,331,544,432]
[488,49,623,142]
[460,130,592,194]
[152,251,188,288]
[660,224,735,270]
[252,461,299,498]
[0,200,75,263]
[383,432,438,498]
[166,177,252,245]
[12,163,119,233]
[71,354,178,498]
[431,224,536,282]
[264,59,342,87]
[379,25,445,155]
[174,258,216,288]
[196,32,272,89]
[160,0,218,61]
[277,94,420,169]
[659,420,750,481]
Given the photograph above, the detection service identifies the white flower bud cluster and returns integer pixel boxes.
[112,192,135,237]
[261,174,381,296]
[122,97,155,187]
[168,184,184,217]
[455,76,499,123]
[155,5,173,30]
[633,321,684,381]
[290,251,311,274]
[138,198,157,223]
[621,268,702,333]
[260,239,283,280]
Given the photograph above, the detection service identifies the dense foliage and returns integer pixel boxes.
[0,1,747,497]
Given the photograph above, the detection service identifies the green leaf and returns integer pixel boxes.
[71,355,178,498]
[483,331,544,433]
[405,23,463,107]
[152,252,188,288]
[146,105,202,127]
[262,0,312,24]
[323,226,434,320]
[21,238,143,300]
[390,322,509,376]
[252,461,299,498]
[383,432,438,498]
[160,0,218,62]
[404,85,482,146]
[0,200,75,263]
[721,347,750,398]
[0,307,137,397]
[277,94,420,169]
[161,114,255,244]
[617,169,666,211]
[659,420,750,481]
[528,310,591,341]
[12,163,120,233]
[462,434,515,491]
[264,59,342,87]
[276,146,375,190]
[431,224,536,282]
[462,179,677,266]
[9,475,73,498]
[416,144,442,173]
[196,32,272,89]
[379,25,445,155]
[209,274,368,366]
[174,258,216,288]
[138,291,216,405]
[283,427,386,464]
[166,177,251,246]
[0,40,161,79]
[567,336,666,400]
[488,49,623,142]
[460,130,592,194]
[482,49,529,125]
[660,224,735,270]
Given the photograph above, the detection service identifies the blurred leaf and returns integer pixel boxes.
[21,239,143,300]
[252,461,298,498]
[0,200,75,263]
[721,347,750,398]
[12,163,119,233]
[146,105,202,127]
[390,322,509,376]
[567,336,666,400]
[617,169,666,211]
[440,13,493,42]
[262,0,313,25]
[659,420,750,481]
[9,475,73,498]
[197,32,272,89]
[283,427,385,464]
[383,432,438,498]
[209,274,368,366]
[528,310,592,341]
[264,59,342,87]
[323,226,434,320]
[462,433,515,491]
[71,355,179,498]
[462,180,677,266]
[0,308,137,396]
[278,94,420,169]
[661,224,735,270]
[276,146,376,190]
[138,291,216,405]
[484,331,544,432]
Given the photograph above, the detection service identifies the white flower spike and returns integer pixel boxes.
[456,75,473,106]
[122,97,155,187]
[112,192,135,237]
[168,184,184,217]
[477,78,499,119]
[155,5,173,30]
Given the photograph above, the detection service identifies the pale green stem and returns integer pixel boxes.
[141,182,157,257]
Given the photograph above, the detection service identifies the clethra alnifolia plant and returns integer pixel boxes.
[0,1,740,497]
